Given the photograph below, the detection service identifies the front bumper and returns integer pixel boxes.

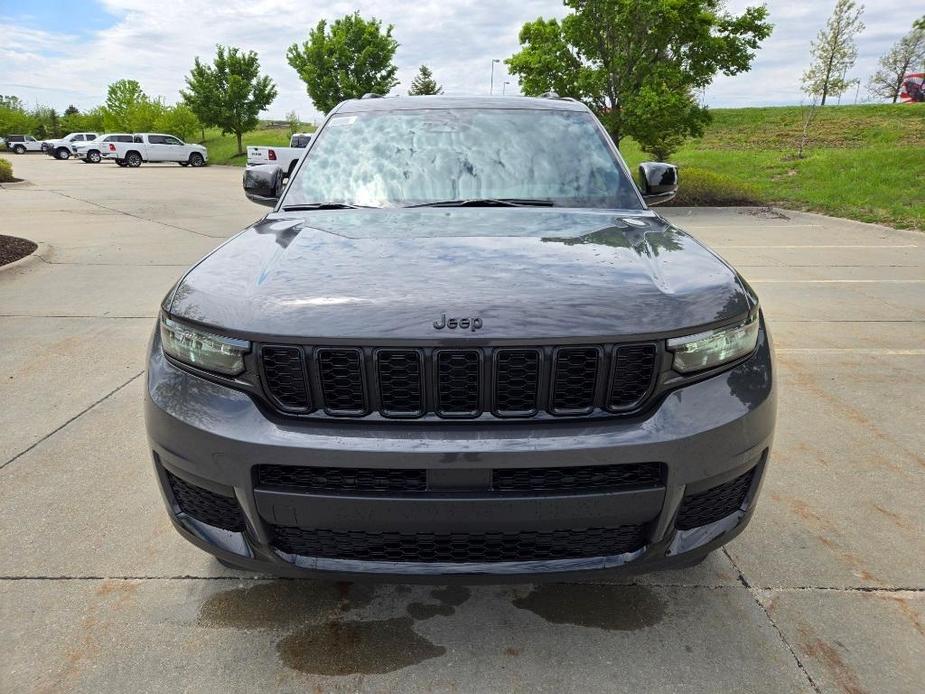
[145,327,775,581]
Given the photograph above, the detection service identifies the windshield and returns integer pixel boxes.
[285,108,641,210]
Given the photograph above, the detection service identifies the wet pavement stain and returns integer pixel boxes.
[277,617,446,675]
[406,585,472,620]
[197,580,375,630]
[512,584,666,630]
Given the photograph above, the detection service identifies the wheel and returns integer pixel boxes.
[115,159,127,167]
[179,161,189,167]
[13,144,25,155]
[86,150,101,164]
[125,151,142,168]
[189,152,205,167]
[55,147,70,160]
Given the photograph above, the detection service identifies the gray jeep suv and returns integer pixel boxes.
[145,95,775,580]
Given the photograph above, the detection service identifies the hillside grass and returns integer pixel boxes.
[201,124,314,166]
[619,104,925,230]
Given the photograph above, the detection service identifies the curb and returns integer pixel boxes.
[0,241,49,273]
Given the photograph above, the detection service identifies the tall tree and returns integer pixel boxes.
[408,65,443,95]
[802,0,865,105]
[867,21,925,103]
[64,104,80,117]
[182,45,277,155]
[287,12,399,113]
[506,0,771,159]
[0,95,25,111]
[154,104,201,142]
[104,79,149,130]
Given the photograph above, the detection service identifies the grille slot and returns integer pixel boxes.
[376,350,424,417]
[493,463,662,493]
[495,349,541,416]
[256,465,427,493]
[317,348,367,415]
[435,350,481,417]
[166,471,244,531]
[260,346,311,411]
[271,525,647,563]
[676,467,756,530]
[609,344,658,410]
[551,347,601,414]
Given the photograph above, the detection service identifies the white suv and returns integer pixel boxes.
[5,135,43,154]
[74,134,134,163]
[44,132,100,160]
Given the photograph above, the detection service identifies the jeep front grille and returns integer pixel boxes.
[259,342,659,420]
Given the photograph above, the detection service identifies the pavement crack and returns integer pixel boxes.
[48,190,215,238]
[0,371,144,472]
[723,548,822,693]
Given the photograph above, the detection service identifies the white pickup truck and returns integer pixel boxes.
[73,133,134,163]
[101,133,208,168]
[43,132,100,159]
[246,132,312,177]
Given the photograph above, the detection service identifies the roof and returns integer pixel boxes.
[336,95,588,114]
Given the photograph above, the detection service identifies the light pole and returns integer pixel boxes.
[489,59,500,95]
[502,81,510,96]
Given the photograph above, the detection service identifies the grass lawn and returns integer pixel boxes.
[619,104,925,230]
[201,124,314,167]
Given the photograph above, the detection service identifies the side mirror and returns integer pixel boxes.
[638,162,678,206]
[243,165,284,207]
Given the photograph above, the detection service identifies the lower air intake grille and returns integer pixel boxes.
[270,525,647,563]
[676,467,756,530]
[256,465,427,493]
[493,463,662,493]
[166,471,244,532]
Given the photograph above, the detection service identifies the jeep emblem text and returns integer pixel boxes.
[433,314,483,332]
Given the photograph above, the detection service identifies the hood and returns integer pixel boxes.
[169,208,754,342]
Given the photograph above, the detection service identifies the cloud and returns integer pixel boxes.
[0,0,916,117]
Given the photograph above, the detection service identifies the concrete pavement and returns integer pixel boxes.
[1,154,923,693]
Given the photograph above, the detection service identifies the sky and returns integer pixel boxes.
[0,0,917,121]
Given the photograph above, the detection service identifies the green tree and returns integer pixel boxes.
[506,0,772,159]
[802,0,865,105]
[408,65,443,95]
[867,22,925,103]
[182,45,277,155]
[287,12,399,113]
[285,109,301,136]
[154,103,201,142]
[0,95,25,111]
[103,79,149,130]
[32,106,61,138]
[64,104,80,117]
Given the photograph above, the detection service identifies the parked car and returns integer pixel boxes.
[4,134,43,154]
[74,133,134,163]
[147,95,775,580]
[246,132,312,177]
[43,132,100,159]
[102,133,207,167]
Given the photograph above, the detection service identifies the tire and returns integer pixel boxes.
[86,150,101,164]
[125,151,142,168]
[13,144,25,155]
[189,152,205,167]
[115,159,127,167]
[55,147,70,160]
[179,162,189,167]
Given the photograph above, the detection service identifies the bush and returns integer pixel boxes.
[665,166,765,206]
[0,157,14,183]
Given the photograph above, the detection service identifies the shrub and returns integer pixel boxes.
[665,166,765,206]
[0,157,14,183]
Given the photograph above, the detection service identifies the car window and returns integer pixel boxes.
[71,134,84,142]
[148,135,167,145]
[117,135,133,142]
[134,135,143,143]
[161,136,182,146]
[288,108,640,210]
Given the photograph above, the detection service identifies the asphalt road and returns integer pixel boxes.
[1,154,923,693]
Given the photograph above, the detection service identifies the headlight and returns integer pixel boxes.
[160,315,249,376]
[667,310,760,373]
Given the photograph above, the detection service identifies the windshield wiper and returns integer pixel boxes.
[404,198,554,208]
[281,202,374,211]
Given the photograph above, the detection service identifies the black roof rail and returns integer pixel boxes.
[360,93,383,99]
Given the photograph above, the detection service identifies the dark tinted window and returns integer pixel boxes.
[288,108,640,210]
[116,135,133,142]
[162,136,182,146]
[290,134,311,148]
[134,135,143,143]
[8,135,24,142]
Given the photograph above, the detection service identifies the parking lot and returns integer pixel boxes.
[1,154,923,693]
